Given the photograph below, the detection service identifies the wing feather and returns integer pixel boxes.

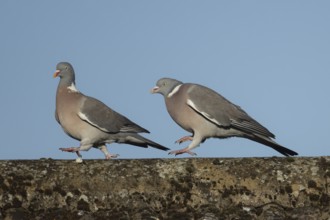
[186,84,274,138]
[78,96,149,134]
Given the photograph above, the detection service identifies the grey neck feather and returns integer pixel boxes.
[58,70,76,88]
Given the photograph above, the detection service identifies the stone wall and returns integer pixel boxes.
[0,157,329,219]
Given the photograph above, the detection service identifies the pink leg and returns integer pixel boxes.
[175,136,193,144]
[105,153,119,159]
[99,145,119,159]
[59,147,82,157]
[59,147,79,152]
[168,147,197,156]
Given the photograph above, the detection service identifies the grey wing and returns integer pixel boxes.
[78,96,149,134]
[186,84,275,138]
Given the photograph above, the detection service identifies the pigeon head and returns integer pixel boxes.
[151,78,183,97]
[53,62,75,84]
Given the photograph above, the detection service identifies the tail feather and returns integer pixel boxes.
[118,134,170,151]
[246,134,298,156]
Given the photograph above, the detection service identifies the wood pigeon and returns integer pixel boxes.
[54,62,169,161]
[151,78,298,157]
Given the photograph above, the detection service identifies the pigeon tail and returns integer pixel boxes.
[116,134,170,151]
[246,134,298,157]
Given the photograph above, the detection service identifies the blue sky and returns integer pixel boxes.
[1,1,329,159]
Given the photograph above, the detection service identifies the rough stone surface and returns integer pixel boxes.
[0,157,329,220]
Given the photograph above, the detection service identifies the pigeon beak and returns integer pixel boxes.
[150,86,159,94]
[53,70,61,78]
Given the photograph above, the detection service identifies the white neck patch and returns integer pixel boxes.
[167,84,182,98]
[67,83,79,93]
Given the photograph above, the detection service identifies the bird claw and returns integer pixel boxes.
[168,149,197,156]
[60,148,83,160]
[59,147,78,152]
[75,157,83,163]
[105,154,119,159]
[175,136,193,144]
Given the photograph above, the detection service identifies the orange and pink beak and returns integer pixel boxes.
[53,70,61,78]
[150,86,159,94]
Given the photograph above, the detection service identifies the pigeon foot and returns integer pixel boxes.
[105,153,119,159]
[169,148,197,156]
[59,147,80,152]
[175,136,193,144]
